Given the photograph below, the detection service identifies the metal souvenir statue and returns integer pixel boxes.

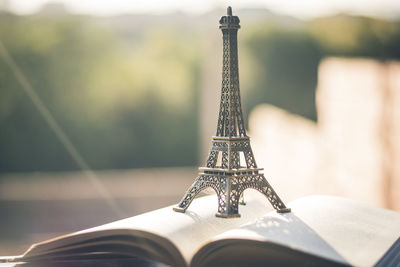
[173,7,291,218]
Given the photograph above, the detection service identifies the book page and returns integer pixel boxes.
[22,190,272,266]
[193,195,400,267]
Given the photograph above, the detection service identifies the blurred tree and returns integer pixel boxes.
[308,15,400,59]
[243,27,321,121]
[0,13,200,172]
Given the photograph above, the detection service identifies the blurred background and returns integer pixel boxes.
[1,0,400,256]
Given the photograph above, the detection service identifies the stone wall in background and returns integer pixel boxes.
[249,57,400,211]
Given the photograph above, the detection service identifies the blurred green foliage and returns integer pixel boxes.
[243,27,321,120]
[0,10,399,173]
[0,12,200,171]
[308,15,400,58]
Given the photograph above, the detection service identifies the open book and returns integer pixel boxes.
[3,192,400,267]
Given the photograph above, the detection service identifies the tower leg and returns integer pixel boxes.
[215,185,240,218]
[173,175,218,213]
[258,174,291,213]
[239,192,246,205]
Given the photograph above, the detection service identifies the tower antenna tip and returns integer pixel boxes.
[227,6,232,16]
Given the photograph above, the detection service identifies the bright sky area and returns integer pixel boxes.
[5,0,400,19]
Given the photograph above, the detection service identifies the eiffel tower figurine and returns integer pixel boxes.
[173,7,291,218]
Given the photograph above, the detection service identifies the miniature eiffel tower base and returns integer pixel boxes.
[173,170,291,217]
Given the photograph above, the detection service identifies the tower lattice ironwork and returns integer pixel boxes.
[173,7,290,218]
